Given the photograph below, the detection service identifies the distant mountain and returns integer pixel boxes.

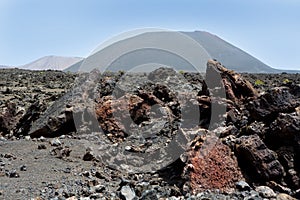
[182,31,280,73]
[20,56,83,71]
[65,31,298,73]
[0,65,14,69]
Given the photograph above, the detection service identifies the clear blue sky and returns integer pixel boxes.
[0,0,299,70]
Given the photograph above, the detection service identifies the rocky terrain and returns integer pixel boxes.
[0,60,299,200]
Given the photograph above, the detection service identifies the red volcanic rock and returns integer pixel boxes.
[0,102,24,135]
[95,95,131,142]
[206,60,258,103]
[189,136,243,193]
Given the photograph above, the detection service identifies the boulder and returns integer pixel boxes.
[206,60,258,104]
[189,134,244,193]
[236,134,285,181]
[247,87,299,124]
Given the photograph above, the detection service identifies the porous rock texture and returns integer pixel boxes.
[0,61,300,199]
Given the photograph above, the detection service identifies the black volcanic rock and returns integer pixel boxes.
[236,134,285,182]
[247,87,299,124]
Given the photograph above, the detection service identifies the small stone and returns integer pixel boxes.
[236,181,251,191]
[20,165,27,171]
[256,186,276,198]
[66,197,77,200]
[59,135,66,139]
[3,153,16,159]
[63,167,71,173]
[121,185,136,200]
[140,190,158,200]
[125,146,132,151]
[38,144,47,149]
[82,171,90,177]
[6,169,20,178]
[50,138,61,146]
[83,151,96,161]
[276,193,296,200]
[89,193,101,199]
[24,136,31,141]
[93,184,105,193]
[38,136,46,142]
[0,161,5,166]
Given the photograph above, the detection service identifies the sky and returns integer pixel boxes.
[0,0,299,70]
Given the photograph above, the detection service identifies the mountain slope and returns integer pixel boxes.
[65,31,291,73]
[21,56,83,71]
[182,31,280,73]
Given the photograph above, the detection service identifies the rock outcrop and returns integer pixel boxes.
[1,61,300,199]
[236,134,285,181]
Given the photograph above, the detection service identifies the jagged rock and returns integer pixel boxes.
[95,83,180,143]
[236,134,285,181]
[247,87,299,124]
[82,149,97,161]
[1,64,300,199]
[288,84,300,98]
[190,135,244,193]
[148,67,177,82]
[29,101,75,138]
[206,60,258,103]
[0,102,24,135]
[276,146,299,189]
[268,113,300,146]
[240,121,267,139]
[14,101,47,136]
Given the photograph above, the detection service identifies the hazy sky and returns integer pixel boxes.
[0,0,299,70]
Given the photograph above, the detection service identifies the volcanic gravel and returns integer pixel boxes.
[0,62,300,200]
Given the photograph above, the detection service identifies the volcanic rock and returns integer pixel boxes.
[189,135,243,193]
[236,134,285,181]
[120,185,136,200]
[276,193,297,200]
[255,186,276,198]
[206,59,258,103]
[268,113,300,146]
[247,87,299,124]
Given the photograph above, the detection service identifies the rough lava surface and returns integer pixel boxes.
[0,61,300,199]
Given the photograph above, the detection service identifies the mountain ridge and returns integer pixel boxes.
[1,31,299,73]
[65,31,298,73]
[20,55,83,71]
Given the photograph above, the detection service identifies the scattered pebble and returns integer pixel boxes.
[37,144,47,149]
[276,193,297,200]
[24,135,31,141]
[256,186,276,198]
[6,169,20,178]
[236,181,251,191]
[50,138,61,146]
[82,150,96,161]
[20,165,27,171]
[121,185,136,200]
